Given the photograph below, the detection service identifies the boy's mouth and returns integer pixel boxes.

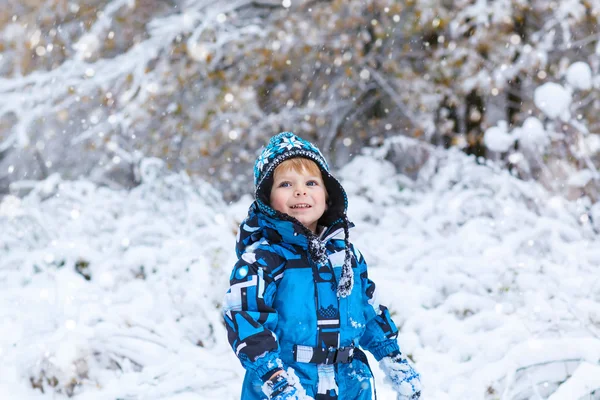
[290,203,311,209]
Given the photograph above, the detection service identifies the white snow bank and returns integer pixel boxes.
[0,158,241,399]
[548,362,600,400]
[2,142,600,399]
[345,136,600,399]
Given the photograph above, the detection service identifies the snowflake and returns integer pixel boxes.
[278,135,303,151]
[256,148,274,171]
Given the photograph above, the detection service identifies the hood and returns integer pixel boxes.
[253,132,348,227]
[247,132,355,298]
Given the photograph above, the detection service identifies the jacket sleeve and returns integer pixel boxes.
[222,249,285,378]
[354,244,401,360]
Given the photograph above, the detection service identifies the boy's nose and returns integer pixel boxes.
[294,189,306,196]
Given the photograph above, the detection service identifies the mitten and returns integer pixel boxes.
[379,352,421,400]
[262,369,312,400]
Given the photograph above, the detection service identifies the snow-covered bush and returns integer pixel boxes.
[346,136,600,399]
[0,158,239,398]
[483,60,600,202]
[3,147,600,399]
[5,0,600,204]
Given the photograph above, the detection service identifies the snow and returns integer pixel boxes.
[2,145,600,399]
[483,121,514,152]
[586,134,600,154]
[567,169,593,187]
[1,159,238,398]
[73,33,101,60]
[514,117,550,152]
[547,362,600,400]
[534,82,572,119]
[566,62,593,91]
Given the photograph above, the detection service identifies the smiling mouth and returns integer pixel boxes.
[291,204,311,209]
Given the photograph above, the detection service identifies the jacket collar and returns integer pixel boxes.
[236,202,351,259]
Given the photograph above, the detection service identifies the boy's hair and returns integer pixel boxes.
[273,158,329,197]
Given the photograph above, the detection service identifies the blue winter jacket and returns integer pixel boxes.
[223,202,400,399]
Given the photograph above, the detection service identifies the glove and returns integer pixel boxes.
[379,352,422,400]
[261,369,312,400]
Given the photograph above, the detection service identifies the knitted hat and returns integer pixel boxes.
[253,132,353,297]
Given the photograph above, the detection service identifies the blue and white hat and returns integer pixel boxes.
[253,132,348,227]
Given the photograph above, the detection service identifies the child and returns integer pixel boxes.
[223,132,421,400]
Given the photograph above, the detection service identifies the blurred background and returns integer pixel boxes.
[2,0,600,202]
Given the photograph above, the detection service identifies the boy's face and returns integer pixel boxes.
[270,167,327,233]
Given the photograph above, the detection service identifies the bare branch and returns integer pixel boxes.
[0,133,16,160]
[367,67,420,129]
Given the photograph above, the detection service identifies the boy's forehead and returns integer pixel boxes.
[273,168,322,179]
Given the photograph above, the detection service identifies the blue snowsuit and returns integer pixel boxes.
[223,203,400,399]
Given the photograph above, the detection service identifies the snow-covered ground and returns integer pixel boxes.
[2,138,600,399]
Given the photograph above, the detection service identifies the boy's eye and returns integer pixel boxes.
[278,182,291,188]
[306,180,318,186]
